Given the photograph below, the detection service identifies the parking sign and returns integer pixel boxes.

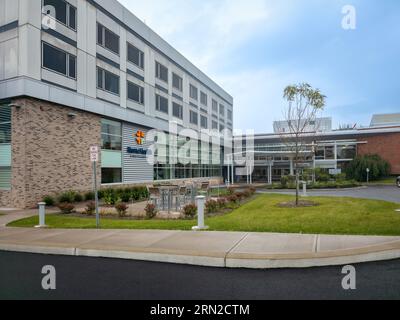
[90,146,99,162]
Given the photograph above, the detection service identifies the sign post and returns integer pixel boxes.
[90,146,100,229]
[366,168,370,184]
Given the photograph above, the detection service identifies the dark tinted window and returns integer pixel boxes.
[127,44,144,69]
[101,168,122,184]
[69,5,76,30]
[200,92,207,106]
[172,73,183,91]
[156,95,169,114]
[97,67,120,95]
[127,81,144,104]
[43,0,76,29]
[156,62,168,83]
[201,115,208,128]
[190,85,198,100]
[43,42,76,79]
[190,111,198,125]
[172,102,183,119]
[97,24,120,55]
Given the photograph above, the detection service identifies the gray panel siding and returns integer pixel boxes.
[122,123,154,183]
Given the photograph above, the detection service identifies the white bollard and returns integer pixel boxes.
[192,196,209,231]
[302,182,308,197]
[35,202,47,228]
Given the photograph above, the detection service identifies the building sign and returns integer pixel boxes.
[126,147,149,158]
[135,130,145,145]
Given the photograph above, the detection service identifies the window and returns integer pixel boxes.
[200,92,208,106]
[212,99,218,113]
[200,115,208,129]
[97,67,120,95]
[102,168,122,184]
[172,73,183,91]
[190,84,198,100]
[212,120,218,130]
[172,102,183,119]
[155,62,168,83]
[43,0,76,30]
[101,119,122,151]
[156,94,169,114]
[0,105,11,144]
[227,109,233,121]
[337,145,356,160]
[219,124,225,132]
[190,111,198,125]
[219,104,225,117]
[42,42,76,79]
[127,43,144,69]
[127,81,144,104]
[97,23,120,55]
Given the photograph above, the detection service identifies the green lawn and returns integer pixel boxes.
[8,194,400,236]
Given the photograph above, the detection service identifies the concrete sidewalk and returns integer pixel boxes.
[1,227,400,269]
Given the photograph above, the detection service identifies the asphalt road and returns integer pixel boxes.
[261,185,400,203]
[1,251,400,300]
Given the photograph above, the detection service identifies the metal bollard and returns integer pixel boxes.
[302,182,308,197]
[192,196,209,231]
[35,202,47,228]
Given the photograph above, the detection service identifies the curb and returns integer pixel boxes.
[1,242,400,269]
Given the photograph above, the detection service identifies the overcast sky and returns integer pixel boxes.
[118,0,400,133]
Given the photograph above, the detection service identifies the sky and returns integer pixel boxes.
[118,0,400,133]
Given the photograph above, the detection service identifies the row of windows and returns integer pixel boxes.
[43,1,232,118]
[0,105,11,144]
[42,42,76,79]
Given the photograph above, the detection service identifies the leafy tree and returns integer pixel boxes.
[280,83,326,206]
[346,154,390,182]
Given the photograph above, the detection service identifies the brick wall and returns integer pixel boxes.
[0,190,11,207]
[358,132,400,175]
[11,98,102,208]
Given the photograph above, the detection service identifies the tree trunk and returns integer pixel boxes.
[296,171,300,206]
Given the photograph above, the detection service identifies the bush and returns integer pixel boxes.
[115,203,128,217]
[74,193,83,203]
[57,203,75,214]
[346,154,391,182]
[84,191,95,201]
[227,187,235,195]
[120,190,132,203]
[103,188,120,205]
[145,203,157,219]
[84,202,96,215]
[42,195,55,206]
[58,191,76,204]
[182,203,197,218]
[217,198,227,210]
[226,194,239,204]
[205,200,219,214]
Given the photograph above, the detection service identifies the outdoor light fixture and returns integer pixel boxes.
[68,112,77,118]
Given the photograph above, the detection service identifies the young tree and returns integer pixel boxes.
[279,83,326,206]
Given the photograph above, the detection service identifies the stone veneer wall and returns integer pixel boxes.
[11,98,102,208]
[358,132,400,175]
[0,190,11,207]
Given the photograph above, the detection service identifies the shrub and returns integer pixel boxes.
[57,203,75,214]
[115,203,128,218]
[120,190,132,203]
[243,189,253,198]
[226,194,239,204]
[346,154,391,182]
[249,187,256,195]
[103,188,120,205]
[145,203,157,219]
[182,203,197,218]
[84,191,95,201]
[42,195,55,206]
[84,202,96,215]
[217,198,227,210]
[205,200,219,214]
[58,190,76,204]
[74,193,83,203]
[227,187,235,195]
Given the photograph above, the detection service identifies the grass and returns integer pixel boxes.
[8,194,400,236]
[363,177,397,186]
